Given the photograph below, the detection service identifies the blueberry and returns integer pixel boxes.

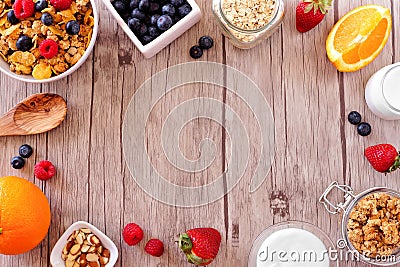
[128,17,141,31]
[7,10,19,25]
[131,8,145,20]
[129,0,140,9]
[150,14,160,25]
[178,4,191,17]
[189,45,203,59]
[19,144,33,158]
[348,111,362,125]
[137,23,148,36]
[149,2,160,14]
[148,26,160,37]
[138,0,149,11]
[35,0,48,12]
[141,35,153,44]
[357,122,371,136]
[113,0,127,14]
[162,4,175,16]
[41,13,53,26]
[157,15,172,31]
[11,156,25,169]
[66,20,80,35]
[199,36,213,49]
[170,0,183,6]
[16,36,33,52]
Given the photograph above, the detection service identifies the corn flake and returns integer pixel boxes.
[9,51,36,66]
[32,63,52,79]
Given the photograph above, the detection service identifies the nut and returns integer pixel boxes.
[65,260,75,267]
[81,244,90,253]
[69,244,82,255]
[79,254,87,266]
[86,253,99,262]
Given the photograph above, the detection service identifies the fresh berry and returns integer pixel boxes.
[128,18,141,32]
[296,0,332,33]
[162,4,175,16]
[189,45,203,59]
[150,14,160,25]
[50,0,72,11]
[39,39,59,58]
[19,144,33,158]
[148,26,160,37]
[170,0,183,6]
[357,122,371,136]
[13,0,35,19]
[34,160,56,180]
[149,2,160,14]
[348,111,361,125]
[179,228,221,266]
[141,35,153,44]
[11,156,25,169]
[41,13,53,26]
[131,8,145,20]
[34,0,48,11]
[138,0,149,11]
[157,15,172,31]
[16,36,33,51]
[365,144,400,173]
[113,0,127,14]
[144,239,164,257]
[199,36,213,50]
[122,223,144,246]
[178,3,191,17]
[129,0,139,9]
[7,10,20,25]
[137,23,147,35]
[66,20,80,35]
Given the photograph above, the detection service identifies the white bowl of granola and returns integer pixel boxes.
[0,0,98,83]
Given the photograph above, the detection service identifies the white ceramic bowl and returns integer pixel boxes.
[103,0,201,58]
[0,0,99,83]
[50,221,118,267]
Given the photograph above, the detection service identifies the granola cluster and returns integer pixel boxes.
[0,0,94,79]
[348,193,400,257]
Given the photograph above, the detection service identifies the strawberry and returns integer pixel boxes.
[122,223,144,246]
[296,0,332,33]
[144,239,164,257]
[365,144,400,173]
[178,228,221,266]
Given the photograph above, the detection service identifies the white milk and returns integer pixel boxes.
[256,228,330,267]
[365,63,400,120]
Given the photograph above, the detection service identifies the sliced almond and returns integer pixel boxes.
[88,245,97,253]
[61,253,68,261]
[87,262,100,267]
[62,241,74,255]
[86,234,95,245]
[81,244,91,253]
[65,260,75,267]
[67,252,80,261]
[76,232,85,245]
[79,254,87,266]
[72,261,80,267]
[80,228,92,234]
[83,240,90,245]
[67,233,75,242]
[86,253,99,262]
[101,248,110,258]
[89,235,101,246]
[69,244,82,255]
[99,256,109,265]
[97,245,103,254]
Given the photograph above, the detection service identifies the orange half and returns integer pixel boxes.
[326,5,392,72]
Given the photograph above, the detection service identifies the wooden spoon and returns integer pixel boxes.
[0,93,67,136]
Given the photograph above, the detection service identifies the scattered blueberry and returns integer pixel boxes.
[11,156,25,169]
[199,36,214,49]
[66,20,80,35]
[357,122,371,136]
[129,0,140,9]
[157,15,172,31]
[178,4,191,17]
[162,4,175,16]
[142,35,153,44]
[138,0,149,11]
[128,17,141,31]
[348,111,362,125]
[35,0,48,12]
[150,14,160,25]
[170,0,184,6]
[41,13,53,26]
[19,144,33,158]
[113,0,127,14]
[149,2,160,14]
[137,23,148,36]
[189,45,203,59]
[148,26,160,37]
[131,8,146,20]
[16,36,33,52]
[7,10,19,25]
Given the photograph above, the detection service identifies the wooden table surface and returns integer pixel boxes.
[1,0,400,266]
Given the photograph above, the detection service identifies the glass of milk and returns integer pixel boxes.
[248,221,337,267]
[365,63,400,120]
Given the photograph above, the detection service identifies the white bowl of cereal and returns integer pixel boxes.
[50,221,118,267]
[0,0,98,83]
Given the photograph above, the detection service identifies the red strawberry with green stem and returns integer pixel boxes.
[365,144,400,173]
[178,228,221,266]
[296,0,332,33]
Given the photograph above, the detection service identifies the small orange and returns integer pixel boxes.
[326,5,392,72]
[0,176,51,255]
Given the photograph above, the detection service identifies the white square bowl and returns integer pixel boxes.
[102,0,202,58]
[50,221,118,267]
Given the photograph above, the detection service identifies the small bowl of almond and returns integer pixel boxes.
[50,221,118,267]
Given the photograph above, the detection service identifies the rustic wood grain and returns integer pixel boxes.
[1,0,400,266]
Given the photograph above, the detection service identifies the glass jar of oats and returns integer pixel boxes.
[320,181,400,266]
[212,0,285,49]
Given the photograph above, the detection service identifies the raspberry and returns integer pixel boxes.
[13,0,35,19]
[50,0,72,10]
[34,160,56,180]
[122,223,143,246]
[39,39,58,59]
[144,239,164,257]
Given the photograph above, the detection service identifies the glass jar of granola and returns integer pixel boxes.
[320,181,400,266]
[212,0,285,49]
